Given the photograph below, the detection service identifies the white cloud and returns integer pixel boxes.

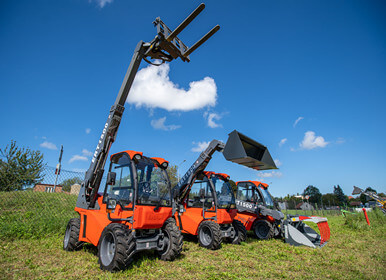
[293,117,304,127]
[279,138,287,147]
[299,131,328,150]
[90,0,113,8]
[82,149,93,157]
[274,159,282,167]
[40,141,57,150]
[85,128,91,134]
[257,171,283,179]
[204,112,222,128]
[150,117,181,131]
[191,141,210,152]
[69,155,88,163]
[128,63,217,111]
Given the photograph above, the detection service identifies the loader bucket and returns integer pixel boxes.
[222,130,277,170]
[283,215,330,248]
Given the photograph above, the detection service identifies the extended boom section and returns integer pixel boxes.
[77,3,220,210]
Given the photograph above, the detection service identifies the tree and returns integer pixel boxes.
[0,140,45,191]
[333,185,347,206]
[322,193,339,206]
[229,180,237,195]
[61,177,82,192]
[303,185,322,204]
[166,164,178,188]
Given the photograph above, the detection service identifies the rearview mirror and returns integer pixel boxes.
[107,198,117,210]
[107,172,116,185]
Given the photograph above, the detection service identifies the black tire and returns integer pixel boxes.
[158,218,183,261]
[229,220,247,244]
[63,218,83,251]
[253,219,274,240]
[97,223,136,272]
[198,220,222,250]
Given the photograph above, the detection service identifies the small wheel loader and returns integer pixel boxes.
[173,131,277,250]
[63,4,220,271]
[234,180,331,248]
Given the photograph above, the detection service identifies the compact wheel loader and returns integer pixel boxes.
[63,4,220,271]
[173,131,277,250]
[234,180,331,248]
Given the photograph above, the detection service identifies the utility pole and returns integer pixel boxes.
[53,145,63,192]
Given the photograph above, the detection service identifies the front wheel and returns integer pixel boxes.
[63,218,83,251]
[253,219,274,240]
[158,218,183,261]
[229,220,247,244]
[198,220,222,250]
[98,223,135,272]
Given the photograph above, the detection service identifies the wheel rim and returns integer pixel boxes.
[199,225,212,246]
[100,232,116,267]
[255,223,269,238]
[160,228,171,255]
[64,224,71,248]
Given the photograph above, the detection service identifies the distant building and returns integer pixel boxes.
[296,202,314,210]
[34,183,63,193]
[70,184,81,195]
[278,202,287,210]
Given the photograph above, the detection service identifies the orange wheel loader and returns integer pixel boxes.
[63,4,220,271]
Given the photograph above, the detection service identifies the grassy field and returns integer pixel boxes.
[0,192,385,279]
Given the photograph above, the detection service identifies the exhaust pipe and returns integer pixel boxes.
[222,130,277,170]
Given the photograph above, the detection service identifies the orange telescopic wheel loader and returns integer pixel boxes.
[173,131,277,250]
[63,4,220,271]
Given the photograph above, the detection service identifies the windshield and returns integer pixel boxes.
[136,158,171,207]
[187,178,215,210]
[105,154,134,208]
[236,182,264,205]
[212,177,235,209]
[259,186,274,207]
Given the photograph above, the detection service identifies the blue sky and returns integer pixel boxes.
[1,0,385,197]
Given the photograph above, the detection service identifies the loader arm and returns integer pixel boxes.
[174,140,225,205]
[76,4,220,209]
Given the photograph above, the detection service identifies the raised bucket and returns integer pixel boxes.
[222,130,277,170]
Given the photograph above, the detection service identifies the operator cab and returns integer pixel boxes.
[236,181,276,210]
[103,151,172,209]
[186,172,236,210]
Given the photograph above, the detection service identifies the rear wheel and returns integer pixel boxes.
[63,218,83,251]
[98,223,135,272]
[253,219,274,240]
[229,220,247,244]
[198,220,222,250]
[158,218,183,261]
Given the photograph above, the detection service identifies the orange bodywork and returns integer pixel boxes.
[235,212,263,231]
[236,180,268,189]
[76,196,172,247]
[176,204,237,235]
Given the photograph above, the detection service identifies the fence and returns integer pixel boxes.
[277,199,355,217]
[0,166,106,239]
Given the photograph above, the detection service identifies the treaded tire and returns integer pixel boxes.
[198,220,222,250]
[253,219,274,240]
[98,223,135,272]
[158,218,183,261]
[63,218,83,251]
[229,220,247,244]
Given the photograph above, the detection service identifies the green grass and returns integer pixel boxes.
[0,191,385,279]
[0,191,77,239]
